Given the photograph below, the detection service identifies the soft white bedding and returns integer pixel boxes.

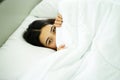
[19,0,120,80]
[0,0,120,80]
[0,0,58,79]
[0,16,56,80]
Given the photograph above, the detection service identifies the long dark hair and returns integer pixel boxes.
[23,19,55,47]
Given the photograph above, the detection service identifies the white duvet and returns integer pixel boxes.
[20,0,120,80]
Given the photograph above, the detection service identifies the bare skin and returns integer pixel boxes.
[54,13,63,27]
[39,25,56,50]
[54,13,66,50]
[39,13,65,50]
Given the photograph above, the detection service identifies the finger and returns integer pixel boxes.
[56,17,63,22]
[59,44,65,48]
[56,18,62,21]
[55,21,62,24]
[54,21,62,27]
[58,13,62,19]
[57,44,65,51]
[54,24,61,27]
[56,14,63,22]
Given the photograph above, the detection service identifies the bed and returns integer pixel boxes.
[0,0,120,80]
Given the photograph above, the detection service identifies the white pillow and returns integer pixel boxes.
[0,16,55,80]
[0,0,60,79]
[30,0,60,18]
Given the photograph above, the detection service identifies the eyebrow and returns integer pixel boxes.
[46,37,49,46]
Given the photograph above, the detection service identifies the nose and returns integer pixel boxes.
[51,30,56,40]
[52,33,56,44]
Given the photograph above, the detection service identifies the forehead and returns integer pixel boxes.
[39,25,51,45]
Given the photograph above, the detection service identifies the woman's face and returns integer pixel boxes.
[39,24,56,49]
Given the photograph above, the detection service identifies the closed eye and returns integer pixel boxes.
[46,37,50,46]
[48,39,52,45]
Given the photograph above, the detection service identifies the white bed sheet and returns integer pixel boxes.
[19,0,120,80]
[0,0,120,80]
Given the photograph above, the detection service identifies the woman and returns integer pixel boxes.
[23,14,65,51]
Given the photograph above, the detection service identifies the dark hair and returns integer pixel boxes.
[23,19,55,47]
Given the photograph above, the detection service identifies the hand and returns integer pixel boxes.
[57,44,65,51]
[54,13,63,27]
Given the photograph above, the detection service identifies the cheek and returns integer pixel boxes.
[49,41,56,48]
[53,34,56,43]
